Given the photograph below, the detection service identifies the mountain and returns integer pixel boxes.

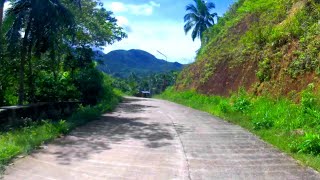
[176,0,320,97]
[95,49,183,78]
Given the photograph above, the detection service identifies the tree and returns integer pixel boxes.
[0,0,8,60]
[62,0,126,48]
[184,0,217,44]
[1,0,126,106]
[0,0,6,28]
[6,0,75,104]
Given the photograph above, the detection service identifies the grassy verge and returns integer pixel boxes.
[156,86,320,171]
[0,89,122,173]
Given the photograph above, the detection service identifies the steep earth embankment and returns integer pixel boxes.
[177,0,320,98]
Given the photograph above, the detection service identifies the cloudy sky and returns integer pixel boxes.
[102,0,235,63]
[3,0,235,64]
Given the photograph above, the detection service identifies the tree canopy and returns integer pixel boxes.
[184,0,217,43]
[0,0,126,105]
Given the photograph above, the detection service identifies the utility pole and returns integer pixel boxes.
[157,50,167,61]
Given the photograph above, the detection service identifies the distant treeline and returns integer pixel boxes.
[112,71,179,96]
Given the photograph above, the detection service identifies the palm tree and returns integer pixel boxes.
[6,0,75,104]
[184,0,217,43]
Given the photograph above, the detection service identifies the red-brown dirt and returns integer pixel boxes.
[176,38,319,98]
[175,1,320,98]
[197,60,258,96]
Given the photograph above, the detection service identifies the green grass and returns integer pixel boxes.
[156,87,320,171]
[0,89,122,173]
[184,0,320,88]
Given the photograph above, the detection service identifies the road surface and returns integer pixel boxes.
[3,97,320,179]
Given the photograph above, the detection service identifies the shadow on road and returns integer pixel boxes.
[118,98,157,113]
[43,98,176,165]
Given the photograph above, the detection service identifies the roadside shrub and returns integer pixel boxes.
[0,143,20,165]
[68,105,100,127]
[218,100,231,114]
[232,88,251,113]
[295,133,320,155]
[36,71,80,102]
[298,85,320,128]
[0,92,121,171]
[250,97,278,130]
[301,83,317,112]
[55,120,69,134]
[253,117,274,130]
[74,67,105,105]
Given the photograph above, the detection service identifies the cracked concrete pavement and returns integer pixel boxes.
[3,97,320,179]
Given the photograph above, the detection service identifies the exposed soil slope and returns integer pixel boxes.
[177,0,320,97]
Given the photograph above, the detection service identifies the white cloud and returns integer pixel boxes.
[103,1,199,64]
[128,4,153,16]
[104,21,200,64]
[108,1,160,16]
[115,16,132,32]
[149,1,160,7]
[110,2,127,13]
[3,1,12,17]
[115,16,129,27]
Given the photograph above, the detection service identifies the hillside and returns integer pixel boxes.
[177,0,320,98]
[95,49,183,78]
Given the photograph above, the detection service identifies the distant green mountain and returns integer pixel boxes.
[94,49,183,78]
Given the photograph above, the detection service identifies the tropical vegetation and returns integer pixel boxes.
[113,71,179,96]
[0,78,122,172]
[0,0,126,171]
[184,0,217,43]
[162,0,320,172]
[96,49,183,78]
[0,0,126,106]
[157,86,320,171]
[178,0,320,95]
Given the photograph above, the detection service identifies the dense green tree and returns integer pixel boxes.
[0,0,8,62]
[1,0,126,105]
[6,0,75,104]
[184,0,217,43]
[62,0,126,48]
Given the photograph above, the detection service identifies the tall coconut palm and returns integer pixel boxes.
[184,0,217,43]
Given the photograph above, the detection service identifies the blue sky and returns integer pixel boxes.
[3,0,235,64]
[102,0,235,63]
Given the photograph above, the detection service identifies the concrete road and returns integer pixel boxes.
[3,97,320,180]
